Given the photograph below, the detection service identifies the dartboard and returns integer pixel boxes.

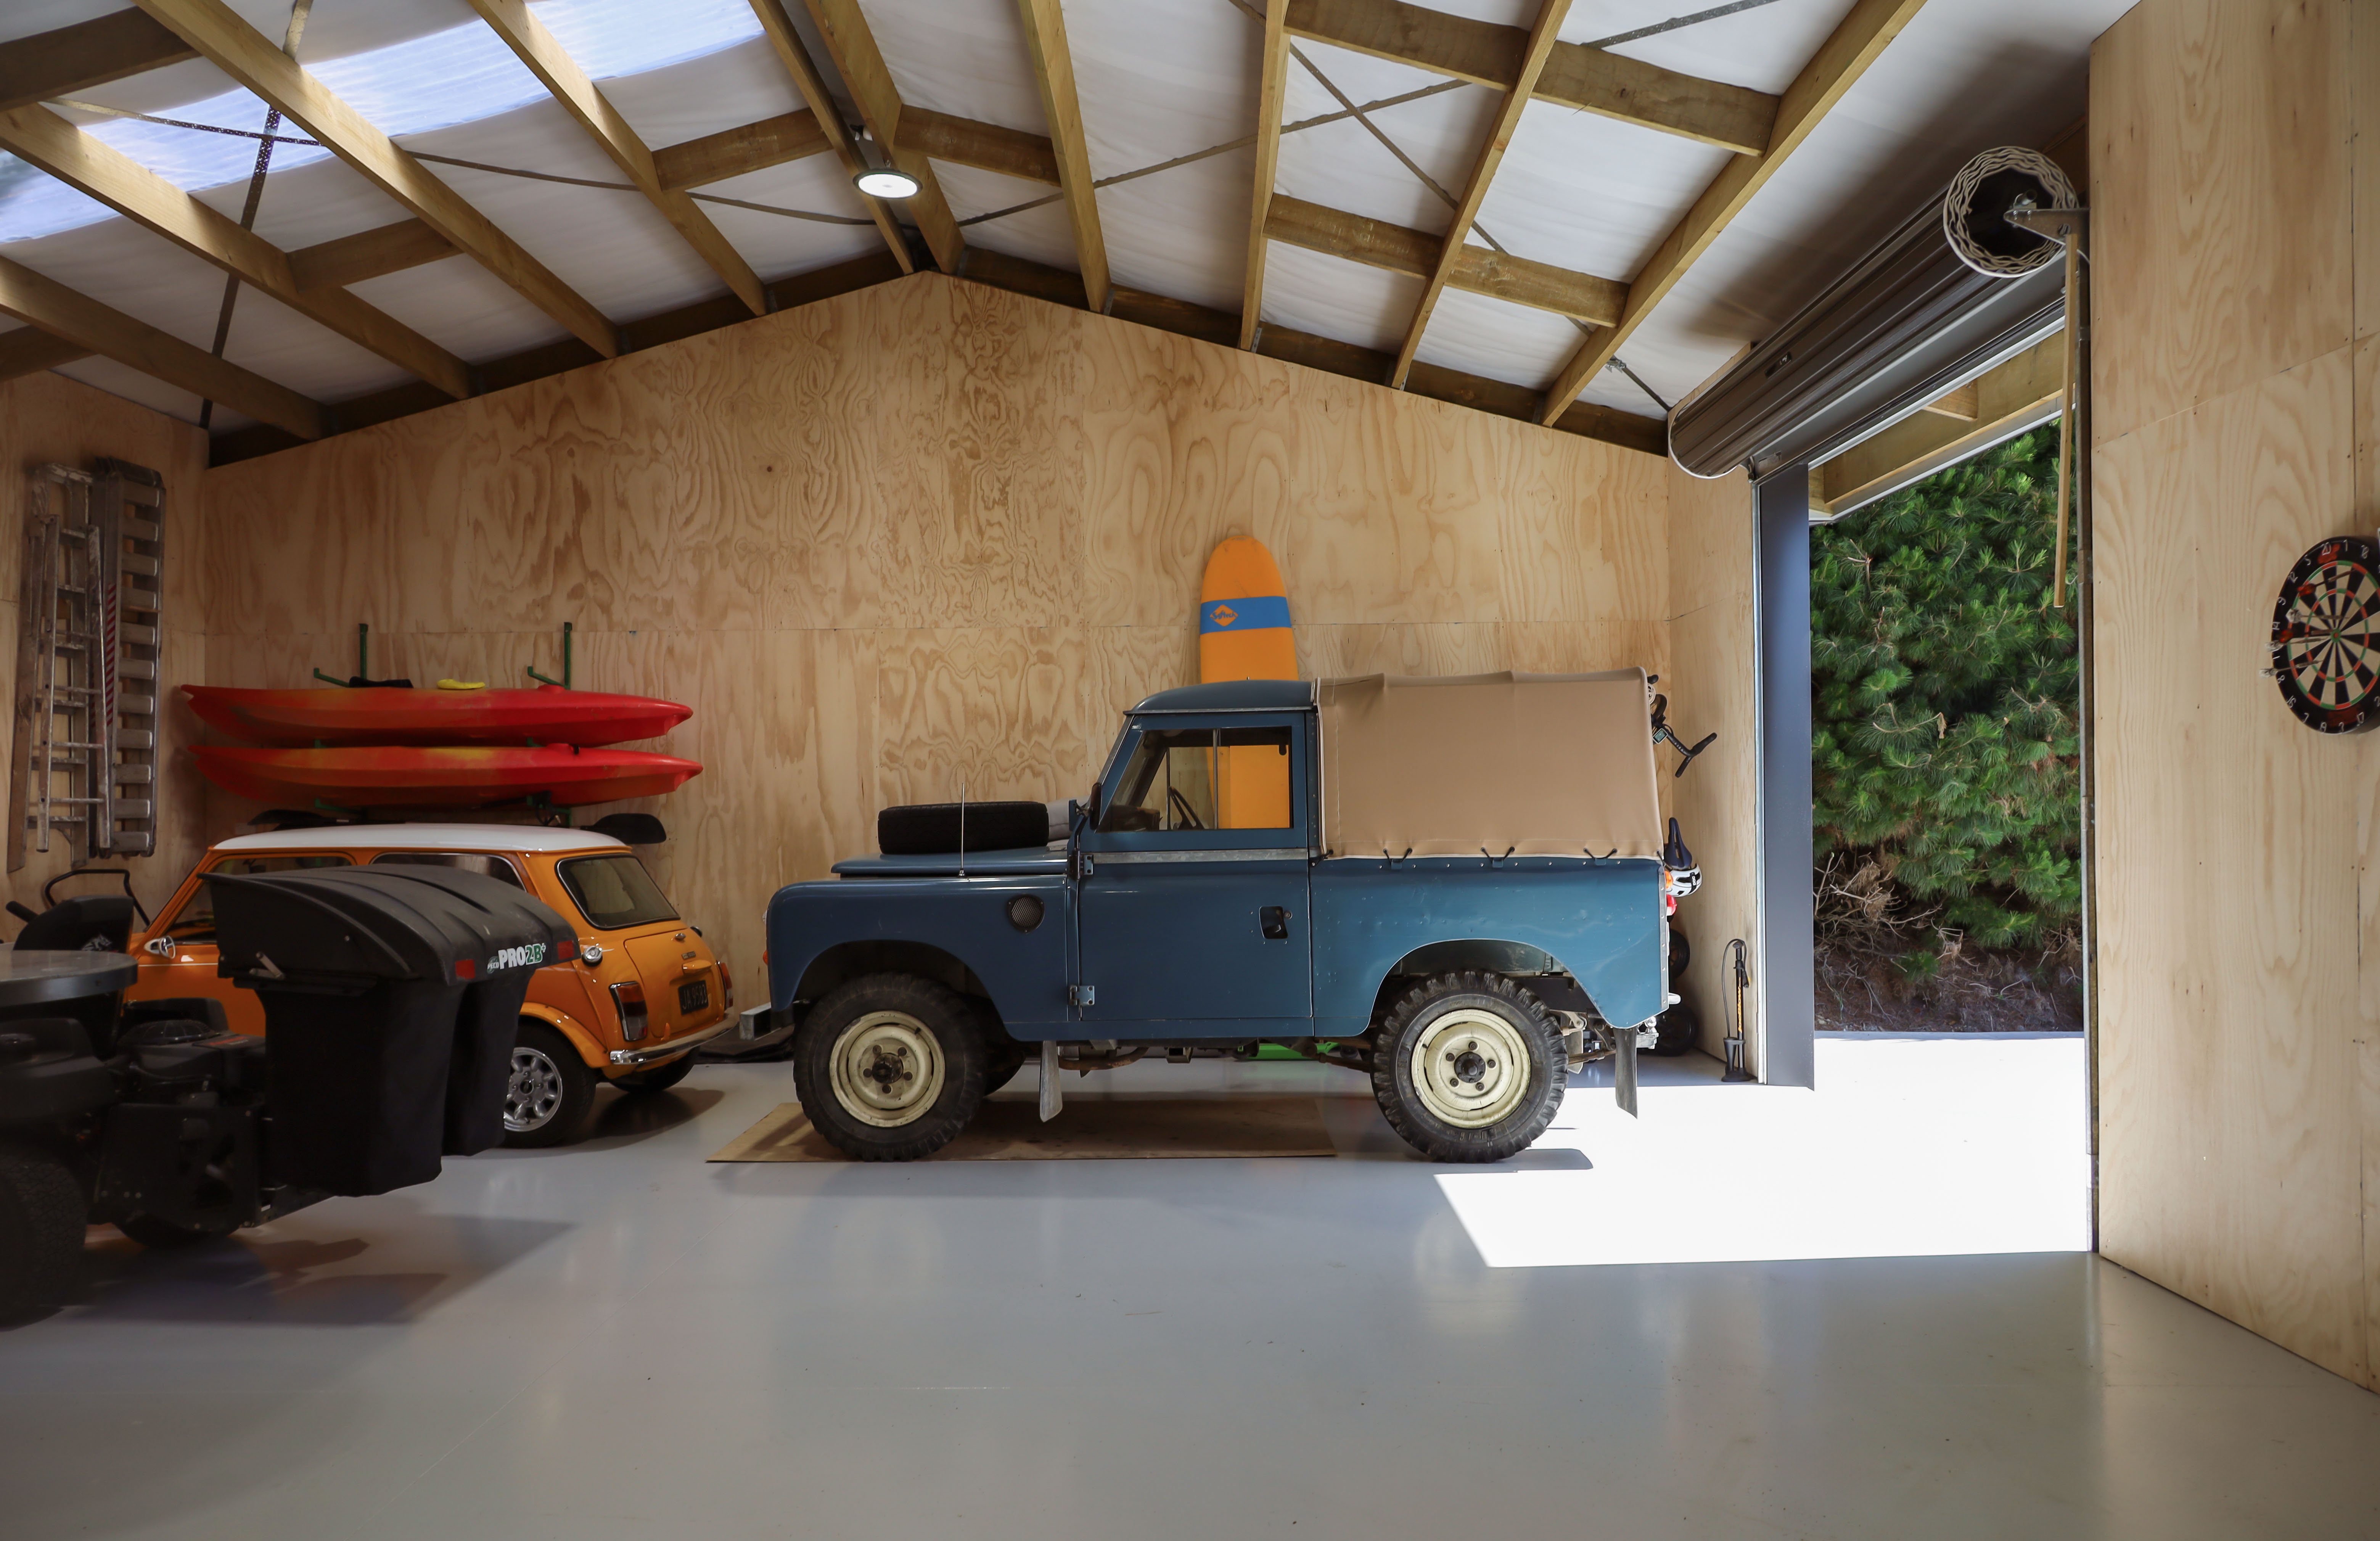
[2271,536,2380,732]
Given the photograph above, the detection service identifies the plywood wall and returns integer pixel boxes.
[0,370,210,922]
[2091,0,2377,1389]
[1665,464,1758,1065]
[198,273,1677,997]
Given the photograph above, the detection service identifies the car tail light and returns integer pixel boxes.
[611,980,648,1042]
[719,961,734,1013]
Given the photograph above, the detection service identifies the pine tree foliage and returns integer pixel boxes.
[1810,429,2080,952]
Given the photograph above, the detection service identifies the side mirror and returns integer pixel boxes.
[142,935,176,959]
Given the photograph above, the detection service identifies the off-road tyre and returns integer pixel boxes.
[1668,928,1690,982]
[0,1143,85,1317]
[793,973,987,1161]
[117,1211,241,1249]
[615,1054,696,1094]
[1370,972,1566,1163]
[1647,1001,1700,1057]
[503,1021,599,1148]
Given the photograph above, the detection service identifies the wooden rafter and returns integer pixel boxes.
[1286,0,1777,156]
[0,106,473,399]
[133,0,620,358]
[1015,0,1110,312]
[1536,0,1930,426]
[1240,0,1290,349]
[895,108,1060,184]
[0,11,196,115]
[743,0,913,274]
[286,219,457,292]
[801,0,965,273]
[0,254,325,438]
[1265,196,1621,325]
[465,0,765,316]
[0,326,90,382]
[653,111,830,191]
[1387,0,1568,389]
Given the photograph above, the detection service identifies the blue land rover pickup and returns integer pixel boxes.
[765,671,1699,1162]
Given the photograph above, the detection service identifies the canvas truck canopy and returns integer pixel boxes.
[1317,671,1663,860]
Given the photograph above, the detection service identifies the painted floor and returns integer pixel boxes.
[2,1039,2375,1540]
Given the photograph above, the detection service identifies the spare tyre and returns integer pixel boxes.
[878,801,1050,856]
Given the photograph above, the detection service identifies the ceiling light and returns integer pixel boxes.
[853,166,920,200]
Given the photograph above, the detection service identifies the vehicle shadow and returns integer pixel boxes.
[493,1085,726,1155]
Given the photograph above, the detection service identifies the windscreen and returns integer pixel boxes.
[557,854,678,930]
[1099,726,1293,833]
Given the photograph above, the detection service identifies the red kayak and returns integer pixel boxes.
[191,745,702,809]
[182,685,691,748]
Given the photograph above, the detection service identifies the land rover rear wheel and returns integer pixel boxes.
[1370,972,1566,1163]
[793,974,986,1161]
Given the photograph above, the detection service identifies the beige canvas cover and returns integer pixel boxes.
[1317,670,1663,860]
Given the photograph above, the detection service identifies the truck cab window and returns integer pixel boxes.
[1099,726,1293,833]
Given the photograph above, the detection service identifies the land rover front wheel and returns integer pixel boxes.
[1370,972,1566,1163]
[793,974,987,1161]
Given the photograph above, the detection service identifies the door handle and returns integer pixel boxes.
[1260,906,1289,941]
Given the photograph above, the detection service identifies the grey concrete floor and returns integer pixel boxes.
[3,1054,2377,1541]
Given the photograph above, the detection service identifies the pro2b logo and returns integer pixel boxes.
[489,942,548,971]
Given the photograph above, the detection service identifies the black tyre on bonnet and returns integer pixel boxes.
[793,973,987,1161]
[1369,971,1566,1163]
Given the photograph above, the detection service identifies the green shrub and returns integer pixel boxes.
[1811,429,2081,954]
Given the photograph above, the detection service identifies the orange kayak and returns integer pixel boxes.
[182,685,691,748]
[191,745,702,809]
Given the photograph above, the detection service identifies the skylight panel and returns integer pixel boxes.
[0,0,765,245]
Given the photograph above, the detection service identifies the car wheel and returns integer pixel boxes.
[503,1022,598,1148]
[0,1143,85,1318]
[1369,972,1565,1163]
[793,974,986,1161]
[615,1054,696,1095]
[1647,1001,1700,1057]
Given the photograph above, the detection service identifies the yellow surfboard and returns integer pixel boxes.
[1199,536,1298,683]
[1199,537,1297,830]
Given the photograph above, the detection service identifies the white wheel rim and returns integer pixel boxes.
[828,1010,946,1127]
[1409,1008,1532,1128]
[505,1045,566,1132]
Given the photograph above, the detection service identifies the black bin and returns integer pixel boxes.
[206,866,578,1196]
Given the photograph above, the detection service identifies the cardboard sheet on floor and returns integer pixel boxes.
[709,1097,1349,1161]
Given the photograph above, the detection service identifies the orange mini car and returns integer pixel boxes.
[124,824,734,1146]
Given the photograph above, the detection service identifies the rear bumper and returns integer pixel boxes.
[608,1015,735,1067]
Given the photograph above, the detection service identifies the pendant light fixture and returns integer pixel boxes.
[849,124,918,200]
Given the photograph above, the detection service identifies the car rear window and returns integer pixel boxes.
[370,851,526,889]
[557,854,677,930]
[170,854,352,941]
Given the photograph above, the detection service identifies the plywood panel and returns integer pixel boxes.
[2094,347,2368,1385]
[0,370,209,920]
[1663,465,1756,1064]
[197,272,1678,1024]
[2090,0,2352,443]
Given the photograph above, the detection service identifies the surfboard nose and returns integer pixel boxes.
[1199,537,1298,683]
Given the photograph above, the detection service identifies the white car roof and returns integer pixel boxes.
[213,823,627,855]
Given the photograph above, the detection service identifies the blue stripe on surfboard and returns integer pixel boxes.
[1199,595,1293,634]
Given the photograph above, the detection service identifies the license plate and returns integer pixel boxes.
[678,978,709,1014]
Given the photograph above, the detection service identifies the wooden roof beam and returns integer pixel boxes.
[800,0,965,272]
[1265,196,1623,326]
[133,0,620,357]
[0,105,472,399]
[465,0,765,316]
[286,219,456,292]
[1388,0,1569,388]
[1015,0,1109,312]
[894,108,1060,184]
[1536,0,1930,425]
[0,11,197,115]
[0,254,325,439]
[653,110,830,191]
[0,326,90,382]
[1285,0,1778,156]
[743,0,913,274]
[1240,0,1291,348]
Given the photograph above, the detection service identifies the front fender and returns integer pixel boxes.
[765,873,1074,1033]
